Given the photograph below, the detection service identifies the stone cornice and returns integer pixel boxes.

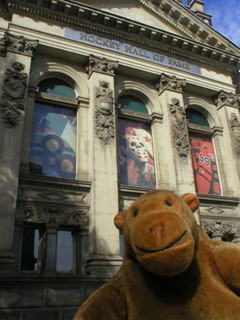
[139,0,239,55]
[3,0,240,70]
[19,173,91,193]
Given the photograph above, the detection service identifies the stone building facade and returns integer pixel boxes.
[0,0,240,319]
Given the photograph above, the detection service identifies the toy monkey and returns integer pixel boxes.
[74,190,240,320]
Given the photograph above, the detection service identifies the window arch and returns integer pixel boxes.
[38,78,76,99]
[118,95,148,114]
[186,108,221,195]
[117,94,156,188]
[29,77,77,179]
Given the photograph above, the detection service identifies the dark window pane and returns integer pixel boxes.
[120,233,124,258]
[29,103,76,179]
[186,109,210,127]
[118,95,148,114]
[38,78,76,99]
[118,119,155,188]
[190,136,221,195]
[21,229,39,271]
[56,231,73,272]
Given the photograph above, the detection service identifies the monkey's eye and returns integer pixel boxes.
[133,209,139,217]
[165,200,172,206]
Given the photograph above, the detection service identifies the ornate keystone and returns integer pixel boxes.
[86,54,119,77]
[169,98,189,158]
[156,74,186,95]
[95,81,115,145]
[229,113,240,157]
[4,32,38,57]
[1,62,28,127]
[213,90,240,109]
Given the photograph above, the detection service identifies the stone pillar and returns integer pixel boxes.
[155,74,196,195]
[44,225,57,275]
[214,90,240,197]
[85,55,122,277]
[0,32,38,272]
[76,229,89,275]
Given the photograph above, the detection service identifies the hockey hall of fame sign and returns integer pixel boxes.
[64,28,201,76]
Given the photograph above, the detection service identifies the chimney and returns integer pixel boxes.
[188,0,204,12]
[188,0,212,25]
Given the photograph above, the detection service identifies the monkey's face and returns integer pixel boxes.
[124,191,199,276]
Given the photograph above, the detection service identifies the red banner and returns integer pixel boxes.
[190,137,221,195]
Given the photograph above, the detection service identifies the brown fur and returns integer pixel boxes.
[74,190,240,320]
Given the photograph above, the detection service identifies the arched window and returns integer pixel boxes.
[186,108,221,195]
[29,78,77,179]
[117,95,156,188]
[38,78,76,99]
[118,95,148,114]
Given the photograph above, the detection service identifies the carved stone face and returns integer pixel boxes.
[127,135,149,162]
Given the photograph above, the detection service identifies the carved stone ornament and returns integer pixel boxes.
[4,32,38,57]
[0,37,7,56]
[1,62,28,127]
[229,113,240,157]
[201,219,240,238]
[86,54,119,76]
[156,73,186,95]
[16,202,89,228]
[169,98,189,158]
[95,80,115,145]
[213,90,240,109]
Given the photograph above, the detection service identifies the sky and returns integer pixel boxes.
[183,0,240,48]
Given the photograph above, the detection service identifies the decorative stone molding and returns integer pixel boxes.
[213,90,240,110]
[86,55,119,77]
[4,32,38,57]
[95,80,115,145]
[151,112,164,124]
[16,202,89,228]
[0,37,7,56]
[1,62,28,127]
[205,206,224,215]
[235,71,240,94]
[169,98,189,158]
[156,74,186,95]
[212,126,224,137]
[201,219,240,239]
[19,173,91,193]
[3,1,239,69]
[229,113,240,157]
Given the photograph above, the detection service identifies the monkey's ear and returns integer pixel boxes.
[181,193,199,212]
[114,211,127,231]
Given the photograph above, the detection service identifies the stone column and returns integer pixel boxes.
[214,90,240,197]
[0,32,38,272]
[44,225,57,275]
[76,229,89,275]
[155,74,196,195]
[85,55,122,277]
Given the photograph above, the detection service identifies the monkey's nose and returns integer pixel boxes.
[150,224,164,243]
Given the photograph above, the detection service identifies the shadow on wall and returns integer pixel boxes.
[0,194,122,320]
